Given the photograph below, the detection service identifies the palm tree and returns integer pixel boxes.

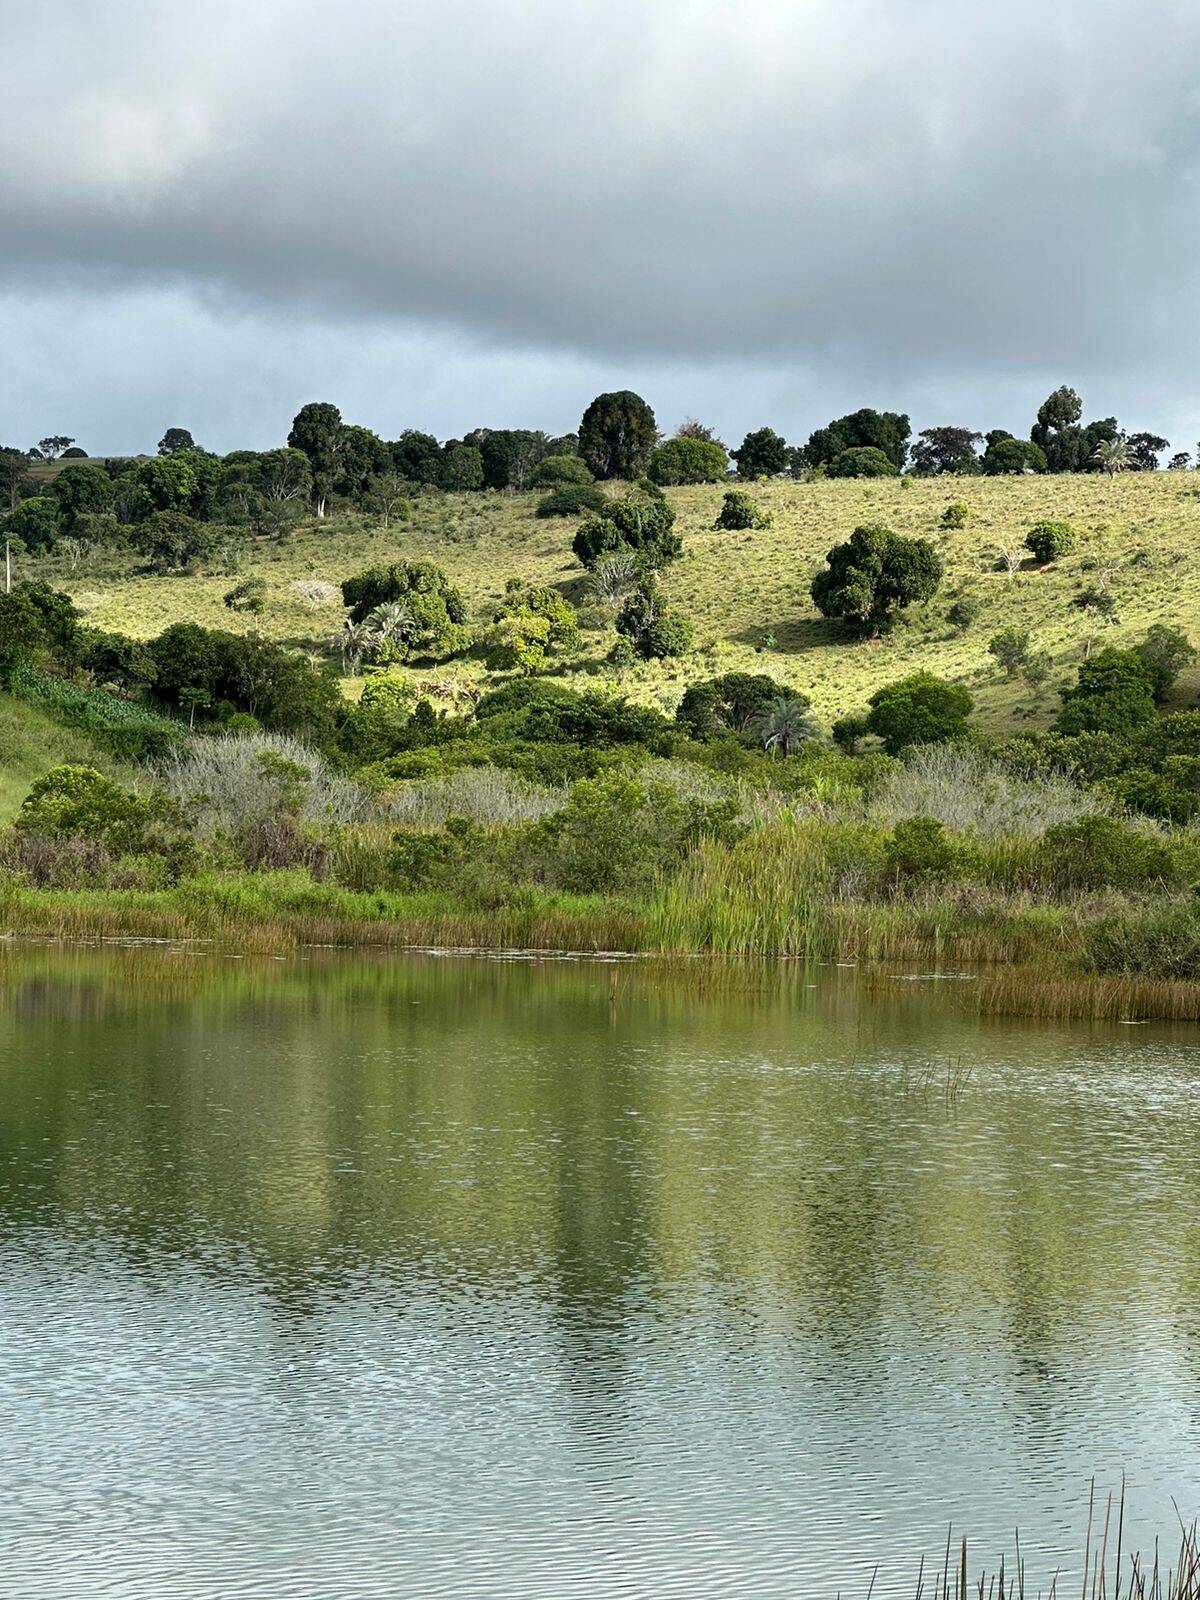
[332,619,375,675]
[758,696,818,758]
[368,601,416,649]
[1093,437,1133,482]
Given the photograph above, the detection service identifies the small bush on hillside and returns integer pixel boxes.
[535,484,608,518]
[1054,648,1157,736]
[865,672,973,754]
[1025,521,1075,564]
[16,765,163,851]
[484,581,580,673]
[988,627,1032,678]
[1135,624,1196,702]
[649,437,728,485]
[946,597,979,633]
[615,579,693,659]
[714,490,771,531]
[941,502,969,529]
[224,577,267,614]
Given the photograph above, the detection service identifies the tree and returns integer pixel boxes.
[573,484,680,570]
[1031,385,1085,472]
[340,560,468,661]
[437,442,485,491]
[134,455,199,513]
[648,437,728,484]
[827,446,897,478]
[535,484,608,518]
[35,436,75,461]
[811,524,942,636]
[336,425,391,499]
[1053,648,1157,735]
[760,697,819,757]
[1025,520,1075,564]
[224,577,268,615]
[1127,432,1168,471]
[0,447,28,512]
[390,430,443,484]
[981,434,1046,475]
[910,427,982,476]
[988,626,1032,677]
[0,588,48,681]
[865,672,973,753]
[675,418,725,447]
[288,402,344,517]
[802,409,911,473]
[2,496,60,553]
[578,391,658,480]
[471,428,549,490]
[1093,437,1133,480]
[158,427,197,456]
[362,473,411,528]
[51,463,113,528]
[1169,452,1192,470]
[254,447,313,504]
[1135,624,1196,702]
[132,511,220,572]
[615,579,693,659]
[732,427,789,479]
[676,673,800,742]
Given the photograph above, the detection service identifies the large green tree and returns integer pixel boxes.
[811,524,942,635]
[802,409,911,472]
[732,427,788,479]
[288,402,344,517]
[578,391,658,480]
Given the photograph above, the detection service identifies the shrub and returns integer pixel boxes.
[676,674,791,742]
[615,580,693,660]
[941,502,969,529]
[649,437,728,485]
[573,484,681,570]
[1,496,60,554]
[732,428,789,479]
[988,627,1032,678]
[1025,521,1075,564]
[1135,624,1195,702]
[16,765,163,850]
[946,597,979,633]
[1054,648,1157,736]
[1036,814,1175,893]
[811,524,942,636]
[714,490,771,531]
[530,455,592,488]
[826,446,897,478]
[484,581,580,673]
[535,484,608,518]
[884,817,961,881]
[865,672,973,754]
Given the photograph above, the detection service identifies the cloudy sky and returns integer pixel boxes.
[2,0,1200,456]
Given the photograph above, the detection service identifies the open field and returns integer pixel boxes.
[25,471,1200,733]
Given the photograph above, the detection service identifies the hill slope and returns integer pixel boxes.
[29,471,1200,734]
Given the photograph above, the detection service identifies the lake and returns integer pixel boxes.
[0,945,1197,1598]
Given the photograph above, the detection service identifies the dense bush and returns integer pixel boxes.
[1035,814,1176,893]
[16,765,166,851]
[811,524,942,635]
[801,409,910,473]
[732,428,789,479]
[615,580,694,659]
[572,483,681,570]
[1025,520,1075,564]
[941,502,969,529]
[676,674,791,742]
[530,455,593,488]
[648,437,728,484]
[1053,648,1157,736]
[534,484,608,518]
[714,490,771,530]
[484,581,580,673]
[865,672,973,754]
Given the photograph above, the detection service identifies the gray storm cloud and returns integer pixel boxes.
[2,0,1200,448]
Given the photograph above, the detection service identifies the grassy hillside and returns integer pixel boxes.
[27,471,1200,733]
[0,694,134,822]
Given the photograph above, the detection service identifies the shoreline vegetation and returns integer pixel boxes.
[6,401,1200,1024]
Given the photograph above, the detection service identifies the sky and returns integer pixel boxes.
[2,0,1200,457]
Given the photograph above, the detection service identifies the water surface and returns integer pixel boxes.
[0,946,1198,1598]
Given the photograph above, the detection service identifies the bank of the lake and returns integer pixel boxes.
[5,869,1200,1019]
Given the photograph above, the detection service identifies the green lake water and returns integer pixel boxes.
[0,946,1198,1597]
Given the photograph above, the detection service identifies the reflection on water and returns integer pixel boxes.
[0,946,1198,1598]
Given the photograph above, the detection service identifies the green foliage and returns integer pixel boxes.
[1135,624,1195,702]
[16,765,163,850]
[865,672,973,753]
[437,442,485,491]
[827,446,897,478]
[911,430,982,477]
[473,429,550,490]
[802,409,911,473]
[648,436,729,485]
[389,430,442,483]
[530,454,593,488]
[51,463,113,527]
[714,490,771,531]
[676,674,792,742]
[615,579,694,659]
[572,483,681,570]
[535,484,608,518]
[147,622,342,742]
[224,577,268,614]
[342,559,466,626]
[335,426,391,499]
[0,589,51,680]
[1025,520,1076,563]
[941,502,969,529]
[884,817,962,881]
[732,428,789,480]
[811,524,943,635]
[1054,648,1157,736]
[578,391,658,480]
[988,626,1032,678]
[288,402,344,513]
[9,664,184,760]
[2,496,60,553]
[158,428,196,456]
[132,511,223,573]
[484,581,580,673]
[981,434,1046,475]
[946,596,980,633]
[1036,814,1175,893]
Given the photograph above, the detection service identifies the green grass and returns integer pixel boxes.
[28,471,1200,732]
[0,693,136,822]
